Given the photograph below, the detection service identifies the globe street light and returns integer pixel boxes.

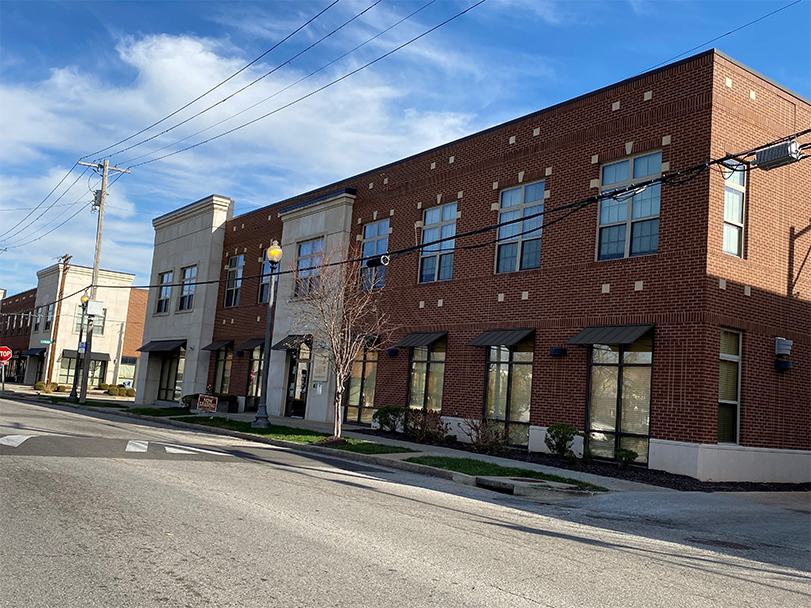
[252,240,282,428]
[68,294,90,402]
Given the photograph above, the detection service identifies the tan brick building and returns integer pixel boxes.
[136,50,810,482]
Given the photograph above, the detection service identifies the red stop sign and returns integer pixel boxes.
[0,347,12,362]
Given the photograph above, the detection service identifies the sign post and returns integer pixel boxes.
[0,346,12,393]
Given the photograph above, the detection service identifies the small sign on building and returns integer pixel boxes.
[197,394,218,412]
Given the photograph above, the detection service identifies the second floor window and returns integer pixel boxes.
[598,151,661,260]
[258,261,279,304]
[75,305,105,335]
[34,307,41,332]
[44,304,54,331]
[723,162,746,257]
[295,238,323,297]
[156,272,173,313]
[497,182,544,273]
[225,255,243,307]
[419,203,456,283]
[361,219,389,289]
[179,266,197,311]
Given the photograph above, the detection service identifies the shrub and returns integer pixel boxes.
[99,383,110,391]
[444,434,457,443]
[581,447,594,465]
[126,388,136,398]
[372,404,407,433]
[459,418,508,454]
[180,393,200,409]
[56,385,68,392]
[34,381,46,391]
[544,423,578,458]
[107,387,120,396]
[616,448,639,469]
[118,384,126,388]
[404,408,450,444]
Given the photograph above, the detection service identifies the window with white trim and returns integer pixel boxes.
[224,256,243,307]
[34,307,41,332]
[496,182,544,273]
[723,162,746,257]
[178,266,197,311]
[258,261,278,304]
[295,238,323,297]
[598,151,661,260]
[361,219,389,289]
[718,330,741,443]
[44,304,54,330]
[419,203,456,283]
[156,272,173,313]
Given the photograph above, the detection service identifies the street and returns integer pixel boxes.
[1,398,808,608]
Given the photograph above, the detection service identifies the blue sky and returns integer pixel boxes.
[1,0,809,295]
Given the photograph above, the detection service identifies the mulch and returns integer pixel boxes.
[355,429,810,493]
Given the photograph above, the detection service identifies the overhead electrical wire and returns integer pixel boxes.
[121,0,438,166]
[82,0,342,160]
[106,0,385,160]
[127,0,488,168]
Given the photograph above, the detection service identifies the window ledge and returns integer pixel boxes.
[175,309,195,315]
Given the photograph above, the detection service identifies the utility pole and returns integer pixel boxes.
[45,254,71,387]
[76,159,130,403]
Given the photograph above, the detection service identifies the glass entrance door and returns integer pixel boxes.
[284,343,310,417]
[158,348,185,401]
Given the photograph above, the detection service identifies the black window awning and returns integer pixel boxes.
[137,339,187,352]
[202,340,233,351]
[22,348,46,356]
[62,349,110,362]
[271,334,312,351]
[235,338,265,351]
[391,331,447,349]
[467,328,534,347]
[566,324,654,346]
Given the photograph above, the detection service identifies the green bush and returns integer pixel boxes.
[34,382,46,391]
[404,408,450,444]
[544,423,578,458]
[56,385,68,392]
[459,418,508,454]
[372,404,407,433]
[107,387,120,396]
[616,448,639,468]
[444,434,457,443]
[125,388,136,398]
[180,393,200,409]
[118,384,126,388]
[98,383,109,391]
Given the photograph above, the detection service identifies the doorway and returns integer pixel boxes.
[284,342,310,418]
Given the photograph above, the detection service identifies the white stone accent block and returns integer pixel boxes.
[635,281,644,291]
[521,291,529,300]
[497,293,504,302]
[612,101,620,111]
[744,285,751,296]
[644,90,652,101]
[491,202,499,211]
[457,191,463,199]
[590,179,600,189]
[625,141,633,155]
[719,279,726,290]
[725,77,732,88]
[437,299,443,307]
[493,181,499,190]
[602,283,610,294]
[661,161,670,172]
[449,156,455,164]
[545,167,552,176]
[430,162,436,169]
[533,127,540,136]
[518,171,524,183]
[750,90,756,100]
[591,154,599,164]
[662,135,671,146]
[544,190,551,199]
[419,301,424,309]
[509,136,516,144]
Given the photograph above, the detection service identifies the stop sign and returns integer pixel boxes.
[0,346,12,363]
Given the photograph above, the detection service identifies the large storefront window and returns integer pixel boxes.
[587,332,652,463]
[246,345,263,411]
[213,347,233,393]
[408,337,446,412]
[486,336,533,446]
[346,348,377,424]
[118,356,137,388]
[58,357,107,386]
[158,349,185,401]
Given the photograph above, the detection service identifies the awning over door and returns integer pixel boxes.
[391,331,447,348]
[201,340,233,351]
[566,324,654,345]
[137,339,187,352]
[22,348,46,356]
[271,334,312,351]
[466,328,534,347]
[235,338,265,351]
[62,349,111,362]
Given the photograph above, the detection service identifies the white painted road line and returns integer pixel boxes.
[125,440,149,452]
[158,443,231,456]
[0,435,35,447]
[164,446,197,454]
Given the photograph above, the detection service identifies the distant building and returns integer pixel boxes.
[135,50,810,483]
[1,262,148,388]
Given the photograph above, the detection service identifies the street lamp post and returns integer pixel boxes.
[252,240,283,429]
[68,295,90,402]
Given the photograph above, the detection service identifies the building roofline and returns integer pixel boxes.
[36,263,136,279]
[277,188,357,216]
[234,49,807,221]
[153,194,233,223]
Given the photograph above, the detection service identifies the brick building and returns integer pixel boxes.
[1,263,148,388]
[135,50,810,482]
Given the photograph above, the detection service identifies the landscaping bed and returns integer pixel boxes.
[357,429,810,493]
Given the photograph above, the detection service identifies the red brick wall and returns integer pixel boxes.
[202,51,810,451]
[122,289,148,358]
[1,288,37,353]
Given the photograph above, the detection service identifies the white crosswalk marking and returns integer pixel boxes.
[125,440,149,452]
[164,446,197,454]
[122,440,230,456]
[0,435,35,447]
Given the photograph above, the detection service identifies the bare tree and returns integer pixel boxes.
[292,242,393,438]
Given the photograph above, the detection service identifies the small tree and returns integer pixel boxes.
[292,243,393,438]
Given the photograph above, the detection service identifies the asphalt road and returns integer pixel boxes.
[1,398,808,608]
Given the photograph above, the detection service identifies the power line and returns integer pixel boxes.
[128,0,488,168]
[106,0,385,160]
[640,0,804,73]
[82,0,342,160]
[121,0,438,166]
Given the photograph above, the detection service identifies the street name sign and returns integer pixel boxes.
[40,339,53,345]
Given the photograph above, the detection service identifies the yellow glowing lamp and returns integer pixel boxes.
[80,294,90,306]
[266,240,283,264]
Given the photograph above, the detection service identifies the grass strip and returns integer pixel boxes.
[405,456,608,491]
[170,416,413,453]
[127,407,191,417]
[46,396,126,407]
